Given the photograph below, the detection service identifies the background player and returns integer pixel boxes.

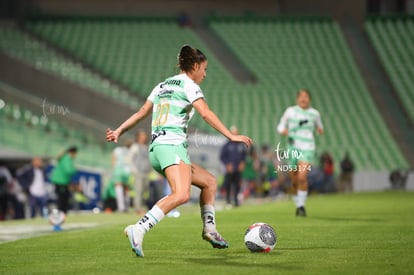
[106,44,252,257]
[277,89,323,216]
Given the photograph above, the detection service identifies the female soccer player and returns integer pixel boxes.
[277,89,323,217]
[106,45,252,257]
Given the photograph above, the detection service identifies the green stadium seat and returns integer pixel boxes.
[207,17,407,170]
[365,17,414,124]
[0,101,112,169]
[0,25,142,108]
[13,16,409,171]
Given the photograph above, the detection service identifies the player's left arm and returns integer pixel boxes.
[193,98,252,147]
[315,111,324,135]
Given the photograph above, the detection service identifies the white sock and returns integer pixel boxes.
[136,205,165,233]
[292,195,299,208]
[297,190,308,207]
[201,205,216,233]
[115,185,125,212]
[125,192,131,209]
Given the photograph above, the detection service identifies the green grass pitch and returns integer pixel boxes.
[1,191,413,274]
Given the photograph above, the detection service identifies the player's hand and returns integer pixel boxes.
[280,129,288,136]
[106,128,120,143]
[230,135,253,147]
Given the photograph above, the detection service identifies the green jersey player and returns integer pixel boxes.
[277,89,323,217]
[106,45,252,257]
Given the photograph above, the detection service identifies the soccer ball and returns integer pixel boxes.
[244,222,277,253]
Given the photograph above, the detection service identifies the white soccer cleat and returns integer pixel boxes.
[124,225,145,257]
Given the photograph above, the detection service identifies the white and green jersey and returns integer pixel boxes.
[112,146,131,173]
[147,73,204,145]
[277,105,323,151]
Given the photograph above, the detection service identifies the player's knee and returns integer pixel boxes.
[178,195,190,205]
[297,175,307,182]
[175,192,191,205]
[205,174,217,191]
[297,170,308,182]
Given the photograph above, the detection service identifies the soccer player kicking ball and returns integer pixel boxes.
[277,89,323,217]
[106,45,252,257]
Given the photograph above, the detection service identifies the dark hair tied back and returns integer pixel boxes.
[178,44,207,72]
[297,88,311,99]
[67,146,78,153]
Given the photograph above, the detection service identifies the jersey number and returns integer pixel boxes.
[153,103,170,126]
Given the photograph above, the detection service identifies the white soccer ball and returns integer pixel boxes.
[244,222,277,253]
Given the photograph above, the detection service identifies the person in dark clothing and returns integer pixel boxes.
[16,157,49,218]
[320,152,335,193]
[389,169,409,190]
[220,126,247,207]
[338,152,355,192]
[0,163,12,221]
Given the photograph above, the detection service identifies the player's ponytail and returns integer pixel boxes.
[177,44,207,73]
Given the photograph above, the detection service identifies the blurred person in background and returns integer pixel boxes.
[102,174,131,212]
[0,162,13,220]
[16,157,48,218]
[50,146,78,214]
[389,169,410,190]
[112,140,133,212]
[146,171,166,210]
[128,129,152,214]
[338,152,355,192]
[259,144,279,198]
[10,179,27,220]
[220,125,247,207]
[177,11,192,28]
[241,146,260,199]
[0,162,26,220]
[320,152,335,193]
[103,176,117,212]
[277,89,323,217]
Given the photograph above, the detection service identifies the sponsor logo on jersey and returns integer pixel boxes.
[164,79,183,87]
[158,89,174,98]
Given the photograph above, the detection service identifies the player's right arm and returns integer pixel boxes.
[277,107,291,136]
[106,100,153,143]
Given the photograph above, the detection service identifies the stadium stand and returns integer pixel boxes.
[7,16,408,171]
[207,16,408,171]
[0,25,141,110]
[0,95,113,168]
[365,16,414,124]
[26,18,204,96]
[25,17,235,134]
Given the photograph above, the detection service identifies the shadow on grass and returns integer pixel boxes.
[183,249,295,270]
[311,216,382,222]
[277,246,331,251]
